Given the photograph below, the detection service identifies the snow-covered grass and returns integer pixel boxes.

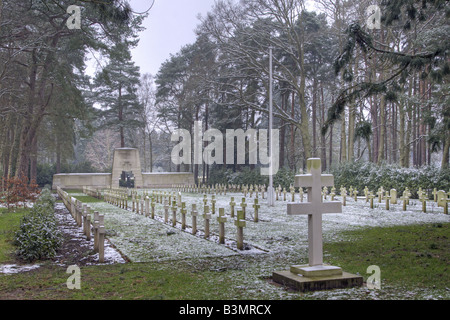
[68,190,450,264]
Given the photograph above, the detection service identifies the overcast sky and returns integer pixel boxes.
[129,0,216,77]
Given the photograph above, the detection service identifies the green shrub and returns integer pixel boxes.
[207,166,296,189]
[13,188,62,262]
[331,162,450,197]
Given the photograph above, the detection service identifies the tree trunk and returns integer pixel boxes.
[442,134,450,169]
[30,135,38,183]
[148,132,153,173]
[320,85,327,170]
[377,95,386,164]
[118,84,125,148]
[290,91,296,171]
[312,78,317,157]
[399,99,406,166]
[340,113,347,162]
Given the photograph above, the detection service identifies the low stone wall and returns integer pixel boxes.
[53,172,195,190]
[52,173,112,190]
[142,172,195,188]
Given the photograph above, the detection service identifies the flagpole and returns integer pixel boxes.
[268,46,275,207]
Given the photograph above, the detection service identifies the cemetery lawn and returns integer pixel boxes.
[0,208,28,263]
[1,222,449,300]
[324,222,450,290]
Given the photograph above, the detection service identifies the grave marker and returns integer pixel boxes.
[390,189,397,205]
[229,197,236,218]
[241,198,247,219]
[203,205,211,239]
[171,201,177,227]
[145,196,150,217]
[385,191,391,210]
[274,158,362,292]
[253,199,260,222]
[164,200,169,223]
[191,204,198,235]
[368,192,375,209]
[235,210,246,250]
[217,208,227,244]
[286,158,342,267]
[181,202,187,230]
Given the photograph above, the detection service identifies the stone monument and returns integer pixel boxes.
[111,148,144,188]
[53,147,194,189]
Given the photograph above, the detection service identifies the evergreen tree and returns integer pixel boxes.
[94,42,143,147]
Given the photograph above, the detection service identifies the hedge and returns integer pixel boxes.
[14,188,62,262]
[330,162,450,198]
[207,162,450,198]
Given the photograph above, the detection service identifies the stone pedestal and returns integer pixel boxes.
[111,148,143,188]
[273,264,363,292]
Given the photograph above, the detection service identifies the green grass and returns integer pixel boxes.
[1,219,449,299]
[0,207,29,263]
[324,222,450,290]
[0,261,241,300]
[70,195,104,204]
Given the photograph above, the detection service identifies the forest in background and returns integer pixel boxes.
[0,0,448,187]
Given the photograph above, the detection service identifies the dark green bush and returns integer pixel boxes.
[207,166,295,189]
[14,188,62,262]
[331,162,450,197]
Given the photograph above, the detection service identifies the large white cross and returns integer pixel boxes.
[287,158,342,267]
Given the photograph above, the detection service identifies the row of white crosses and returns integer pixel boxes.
[173,182,312,202]
[82,186,102,199]
[336,184,448,214]
[59,187,106,263]
[102,187,255,251]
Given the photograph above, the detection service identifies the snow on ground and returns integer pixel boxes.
[54,202,126,266]
[0,264,40,274]
[67,190,450,264]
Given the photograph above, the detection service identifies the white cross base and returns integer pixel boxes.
[287,158,342,276]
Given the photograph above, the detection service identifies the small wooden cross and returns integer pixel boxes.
[151,198,156,219]
[145,196,150,217]
[203,205,211,239]
[171,200,177,227]
[377,188,384,203]
[368,192,375,209]
[191,204,198,235]
[181,202,187,230]
[211,195,216,215]
[163,200,169,223]
[235,210,246,250]
[341,188,347,207]
[253,199,260,222]
[420,194,428,213]
[217,208,227,244]
[385,191,391,210]
[229,197,236,218]
[353,189,358,202]
[241,198,247,219]
[432,188,438,202]
[400,194,408,211]
[364,186,369,202]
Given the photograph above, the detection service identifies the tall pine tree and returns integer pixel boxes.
[94,42,143,147]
